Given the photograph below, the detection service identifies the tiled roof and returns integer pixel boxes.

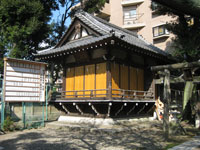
[37,35,112,56]
[35,10,169,58]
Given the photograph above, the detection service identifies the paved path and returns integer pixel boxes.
[169,136,200,150]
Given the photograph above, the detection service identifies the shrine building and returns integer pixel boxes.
[35,10,172,117]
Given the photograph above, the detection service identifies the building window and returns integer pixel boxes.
[124,9,137,19]
[123,7,139,25]
[153,25,169,37]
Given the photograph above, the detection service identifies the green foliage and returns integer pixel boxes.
[152,0,200,18]
[83,0,107,13]
[0,0,107,74]
[153,3,200,62]
[168,17,200,62]
[3,116,15,131]
[0,0,58,72]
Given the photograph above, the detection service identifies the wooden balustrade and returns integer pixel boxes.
[112,89,154,99]
[52,88,154,101]
[55,89,108,99]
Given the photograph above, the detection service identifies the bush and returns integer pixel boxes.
[3,116,15,131]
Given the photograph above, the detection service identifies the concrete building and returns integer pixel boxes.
[97,0,174,51]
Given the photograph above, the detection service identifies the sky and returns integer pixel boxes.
[51,4,72,27]
[39,4,72,48]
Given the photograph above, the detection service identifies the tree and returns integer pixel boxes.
[152,0,200,18]
[82,0,107,13]
[152,1,200,62]
[0,0,107,74]
[0,0,58,73]
[152,1,200,123]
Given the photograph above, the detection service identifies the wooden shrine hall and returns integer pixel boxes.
[35,10,173,117]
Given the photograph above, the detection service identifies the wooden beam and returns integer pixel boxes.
[73,103,84,115]
[115,103,127,116]
[151,60,200,71]
[155,76,200,84]
[107,103,112,117]
[61,104,70,114]
[127,105,136,115]
[62,57,66,92]
[89,103,100,116]
[137,103,147,114]
[107,61,112,100]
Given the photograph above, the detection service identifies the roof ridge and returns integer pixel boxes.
[37,10,170,59]
[75,12,111,34]
[91,13,139,38]
[75,11,169,56]
[77,11,127,38]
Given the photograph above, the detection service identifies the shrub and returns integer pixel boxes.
[3,116,15,131]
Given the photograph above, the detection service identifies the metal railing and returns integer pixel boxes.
[0,78,3,102]
[123,13,144,25]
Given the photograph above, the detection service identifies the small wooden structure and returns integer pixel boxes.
[151,60,200,138]
[35,10,173,117]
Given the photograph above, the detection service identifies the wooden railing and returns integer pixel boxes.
[112,89,154,99]
[54,89,108,99]
[52,88,154,100]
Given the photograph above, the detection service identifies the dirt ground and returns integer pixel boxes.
[0,120,198,150]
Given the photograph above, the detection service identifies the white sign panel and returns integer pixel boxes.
[3,58,46,102]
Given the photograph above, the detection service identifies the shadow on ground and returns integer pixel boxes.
[0,121,166,150]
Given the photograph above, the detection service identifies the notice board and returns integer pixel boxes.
[3,58,47,102]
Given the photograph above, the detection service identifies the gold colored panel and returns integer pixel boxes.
[120,65,129,98]
[85,64,95,97]
[96,63,106,97]
[66,68,75,98]
[120,65,128,90]
[111,63,120,97]
[130,67,137,90]
[137,68,144,97]
[75,66,84,97]
[137,69,144,91]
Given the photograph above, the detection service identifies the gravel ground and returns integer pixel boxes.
[0,120,174,150]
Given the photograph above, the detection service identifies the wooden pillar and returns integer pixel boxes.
[163,69,171,139]
[62,57,66,92]
[107,61,112,100]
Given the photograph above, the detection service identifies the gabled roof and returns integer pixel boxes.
[35,10,170,58]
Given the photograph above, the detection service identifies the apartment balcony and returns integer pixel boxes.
[121,0,144,6]
[153,34,170,40]
[153,25,170,40]
[123,14,145,29]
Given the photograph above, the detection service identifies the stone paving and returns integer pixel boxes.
[0,120,167,150]
[0,120,199,150]
[169,136,200,150]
